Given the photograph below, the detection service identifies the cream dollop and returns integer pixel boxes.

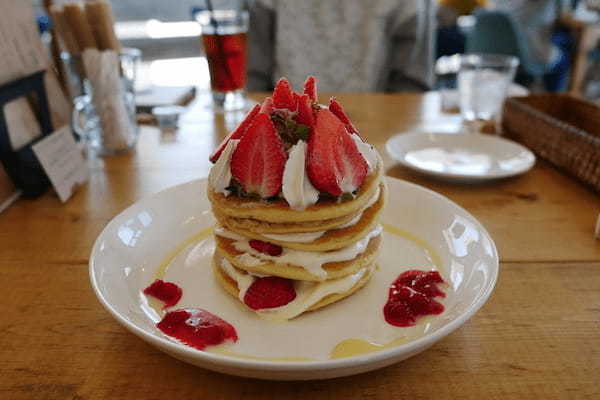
[282,141,320,211]
[351,134,379,173]
[208,139,238,196]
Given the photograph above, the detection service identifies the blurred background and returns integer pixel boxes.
[31,0,600,101]
[30,0,600,100]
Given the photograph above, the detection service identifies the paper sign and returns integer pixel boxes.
[32,126,88,202]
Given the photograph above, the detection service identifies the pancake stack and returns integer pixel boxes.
[207,76,385,320]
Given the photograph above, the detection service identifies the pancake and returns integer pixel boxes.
[208,163,382,223]
[217,183,385,252]
[211,181,383,234]
[212,207,362,234]
[215,234,382,281]
[213,257,377,320]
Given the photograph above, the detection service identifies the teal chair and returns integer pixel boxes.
[465,10,548,79]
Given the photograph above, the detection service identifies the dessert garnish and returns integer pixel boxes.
[303,75,317,102]
[384,270,446,327]
[307,109,368,196]
[143,279,182,309]
[230,112,288,198]
[209,104,260,163]
[243,276,297,310]
[329,98,359,135]
[209,76,376,204]
[157,308,238,350]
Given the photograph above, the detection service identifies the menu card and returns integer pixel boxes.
[31,126,87,203]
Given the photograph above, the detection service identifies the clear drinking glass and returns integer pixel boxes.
[194,3,249,112]
[458,54,519,130]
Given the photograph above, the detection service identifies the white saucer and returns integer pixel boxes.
[386,132,535,182]
[89,177,498,380]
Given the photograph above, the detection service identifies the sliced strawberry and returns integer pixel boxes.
[210,104,260,163]
[303,76,318,102]
[307,109,368,196]
[230,113,287,198]
[249,240,283,256]
[260,96,273,115]
[295,94,315,127]
[329,97,359,135]
[243,277,296,310]
[272,78,296,110]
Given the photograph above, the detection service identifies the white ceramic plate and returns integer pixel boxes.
[386,132,535,182]
[89,177,498,380]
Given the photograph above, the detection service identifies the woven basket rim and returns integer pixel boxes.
[505,96,600,146]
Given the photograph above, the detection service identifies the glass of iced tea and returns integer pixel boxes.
[194,4,249,111]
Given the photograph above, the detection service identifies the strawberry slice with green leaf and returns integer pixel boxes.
[210,104,260,163]
[303,76,318,102]
[243,276,296,310]
[230,113,287,198]
[329,97,359,135]
[272,78,297,111]
[307,109,368,196]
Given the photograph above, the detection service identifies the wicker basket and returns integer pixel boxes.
[502,94,600,192]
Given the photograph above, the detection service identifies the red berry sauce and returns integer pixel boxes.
[384,270,446,327]
[143,279,183,309]
[157,308,238,351]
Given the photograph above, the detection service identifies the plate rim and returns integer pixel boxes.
[89,176,499,372]
[386,132,536,180]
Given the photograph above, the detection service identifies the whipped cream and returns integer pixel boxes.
[261,185,381,242]
[220,258,255,299]
[351,134,379,174]
[208,139,238,196]
[215,224,383,280]
[282,141,320,211]
[262,230,325,243]
[219,258,374,320]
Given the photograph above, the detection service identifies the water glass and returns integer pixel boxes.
[194,2,249,111]
[458,54,519,126]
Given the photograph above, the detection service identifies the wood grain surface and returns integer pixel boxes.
[0,92,598,399]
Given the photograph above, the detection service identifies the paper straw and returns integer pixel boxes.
[84,1,121,51]
[63,3,97,51]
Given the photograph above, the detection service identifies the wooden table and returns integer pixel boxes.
[1,93,599,399]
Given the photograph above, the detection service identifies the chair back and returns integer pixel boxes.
[465,10,546,76]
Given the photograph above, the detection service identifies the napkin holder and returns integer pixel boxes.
[0,71,53,198]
